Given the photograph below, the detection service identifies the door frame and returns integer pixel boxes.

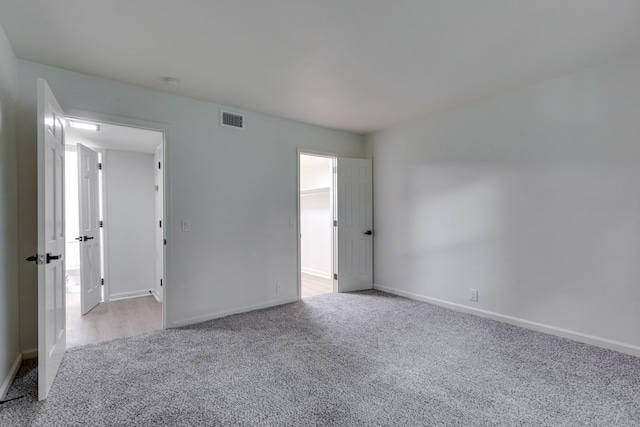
[64,108,170,329]
[297,148,338,299]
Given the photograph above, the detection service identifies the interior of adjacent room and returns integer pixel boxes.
[299,153,335,298]
[63,120,164,348]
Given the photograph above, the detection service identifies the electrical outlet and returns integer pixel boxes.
[276,283,283,294]
[469,289,478,302]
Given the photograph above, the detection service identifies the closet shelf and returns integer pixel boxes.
[300,186,330,195]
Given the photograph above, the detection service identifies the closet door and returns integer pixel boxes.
[336,157,373,292]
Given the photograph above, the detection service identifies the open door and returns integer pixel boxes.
[37,78,66,400]
[336,157,373,292]
[77,143,102,314]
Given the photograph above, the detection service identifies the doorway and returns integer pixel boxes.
[64,118,164,348]
[299,153,336,298]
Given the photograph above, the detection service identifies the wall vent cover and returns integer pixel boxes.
[220,110,245,130]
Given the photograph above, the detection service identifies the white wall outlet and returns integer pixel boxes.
[469,289,478,302]
[181,219,191,232]
[276,283,283,294]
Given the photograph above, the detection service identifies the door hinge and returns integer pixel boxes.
[158,162,161,169]
[160,279,163,287]
[101,278,104,286]
[333,273,338,280]
[100,220,103,228]
[333,220,337,227]
[333,166,337,173]
[164,239,167,245]
[159,220,162,228]
[98,163,102,170]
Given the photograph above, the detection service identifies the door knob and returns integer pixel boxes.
[25,254,44,264]
[46,253,62,263]
[364,230,373,235]
[83,236,94,240]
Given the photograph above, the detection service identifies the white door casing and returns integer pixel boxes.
[336,157,373,292]
[155,145,164,302]
[37,78,66,400]
[77,143,102,314]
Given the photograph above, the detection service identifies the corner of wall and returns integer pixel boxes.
[369,54,640,356]
[0,21,21,400]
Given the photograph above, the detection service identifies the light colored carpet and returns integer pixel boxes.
[1,290,639,426]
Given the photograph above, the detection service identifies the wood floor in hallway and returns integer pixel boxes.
[66,291,162,348]
[301,273,333,298]
[66,273,329,348]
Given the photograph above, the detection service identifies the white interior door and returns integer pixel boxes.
[77,143,102,314]
[336,157,373,292]
[37,78,66,400]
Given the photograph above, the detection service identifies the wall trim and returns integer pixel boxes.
[100,150,111,303]
[170,296,299,329]
[0,353,22,400]
[21,348,38,360]
[109,289,156,302]
[151,288,162,303]
[301,268,332,280]
[374,284,640,358]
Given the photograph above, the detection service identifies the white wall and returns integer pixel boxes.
[301,194,332,277]
[0,23,20,396]
[300,155,332,278]
[104,149,156,299]
[366,54,640,355]
[16,61,364,349]
[300,155,332,189]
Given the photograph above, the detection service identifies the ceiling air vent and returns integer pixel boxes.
[220,110,245,130]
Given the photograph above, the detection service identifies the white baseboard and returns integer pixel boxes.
[21,348,38,360]
[151,288,162,303]
[109,289,155,301]
[1,353,22,400]
[374,284,640,358]
[301,268,332,280]
[170,296,300,328]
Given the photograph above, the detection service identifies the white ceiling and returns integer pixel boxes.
[1,1,640,134]
[66,120,162,154]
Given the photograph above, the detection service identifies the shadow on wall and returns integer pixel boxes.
[404,161,640,343]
